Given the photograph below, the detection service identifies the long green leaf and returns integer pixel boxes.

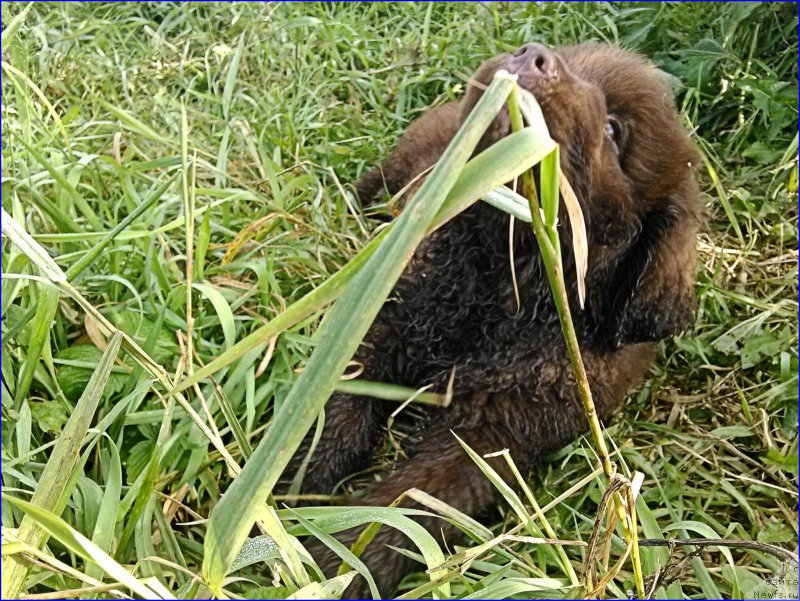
[334,379,445,406]
[10,133,101,230]
[699,145,744,243]
[211,379,253,459]
[84,438,122,596]
[14,281,60,409]
[404,488,493,541]
[286,508,380,599]
[665,520,736,599]
[215,33,246,189]
[4,496,171,600]
[173,126,546,395]
[99,99,178,148]
[1,207,67,282]
[481,187,533,222]
[1,252,30,317]
[65,175,175,281]
[1,3,33,52]
[461,577,564,600]
[287,572,356,600]
[202,71,518,593]
[222,34,246,120]
[1,61,71,150]
[2,333,122,599]
[434,127,554,228]
[453,434,542,538]
[286,505,451,598]
[254,505,310,589]
[453,434,570,574]
[193,283,236,350]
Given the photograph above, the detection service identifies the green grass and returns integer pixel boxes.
[2,2,797,599]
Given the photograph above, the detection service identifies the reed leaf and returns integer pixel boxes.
[201,71,520,593]
[173,126,547,395]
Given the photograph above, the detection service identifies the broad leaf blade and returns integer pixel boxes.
[202,72,519,593]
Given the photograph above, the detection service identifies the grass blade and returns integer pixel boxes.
[334,379,446,406]
[2,333,123,598]
[83,438,122,597]
[286,508,380,599]
[404,488,493,541]
[13,281,59,409]
[99,99,178,148]
[481,187,532,222]
[286,506,451,597]
[222,33,246,120]
[1,252,30,317]
[1,207,67,282]
[698,144,744,243]
[211,379,253,459]
[65,175,175,281]
[287,572,356,600]
[1,2,33,52]
[461,577,564,600]
[453,434,543,538]
[1,61,71,150]
[254,505,310,589]
[435,128,555,228]
[4,495,171,600]
[9,133,100,230]
[193,282,236,350]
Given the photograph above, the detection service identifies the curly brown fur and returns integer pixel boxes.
[282,42,702,598]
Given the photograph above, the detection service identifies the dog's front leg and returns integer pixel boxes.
[308,416,530,598]
[278,393,386,500]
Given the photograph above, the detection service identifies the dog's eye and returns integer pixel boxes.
[604,115,622,153]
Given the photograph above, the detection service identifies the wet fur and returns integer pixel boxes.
[282,43,702,597]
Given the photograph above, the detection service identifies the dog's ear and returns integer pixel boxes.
[353,103,462,209]
[616,209,698,344]
[591,194,701,348]
[354,168,389,206]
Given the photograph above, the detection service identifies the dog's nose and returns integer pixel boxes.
[508,43,556,77]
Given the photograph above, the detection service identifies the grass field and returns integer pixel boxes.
[1,2,797,599]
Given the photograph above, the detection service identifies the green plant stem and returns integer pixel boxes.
[507,86,645,598]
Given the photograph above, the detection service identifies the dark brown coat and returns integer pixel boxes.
[285,42,702,597]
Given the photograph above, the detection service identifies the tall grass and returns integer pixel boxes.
[2,2,797,599]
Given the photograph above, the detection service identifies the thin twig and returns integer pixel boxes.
[638,538,799,566]
[641,547,705,598]
[583,474,628,590]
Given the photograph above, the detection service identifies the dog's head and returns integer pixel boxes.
[463,43,703,348]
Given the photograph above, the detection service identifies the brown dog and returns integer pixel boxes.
[286,42,702,597]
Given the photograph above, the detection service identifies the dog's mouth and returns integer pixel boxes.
[471,42,585,170]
